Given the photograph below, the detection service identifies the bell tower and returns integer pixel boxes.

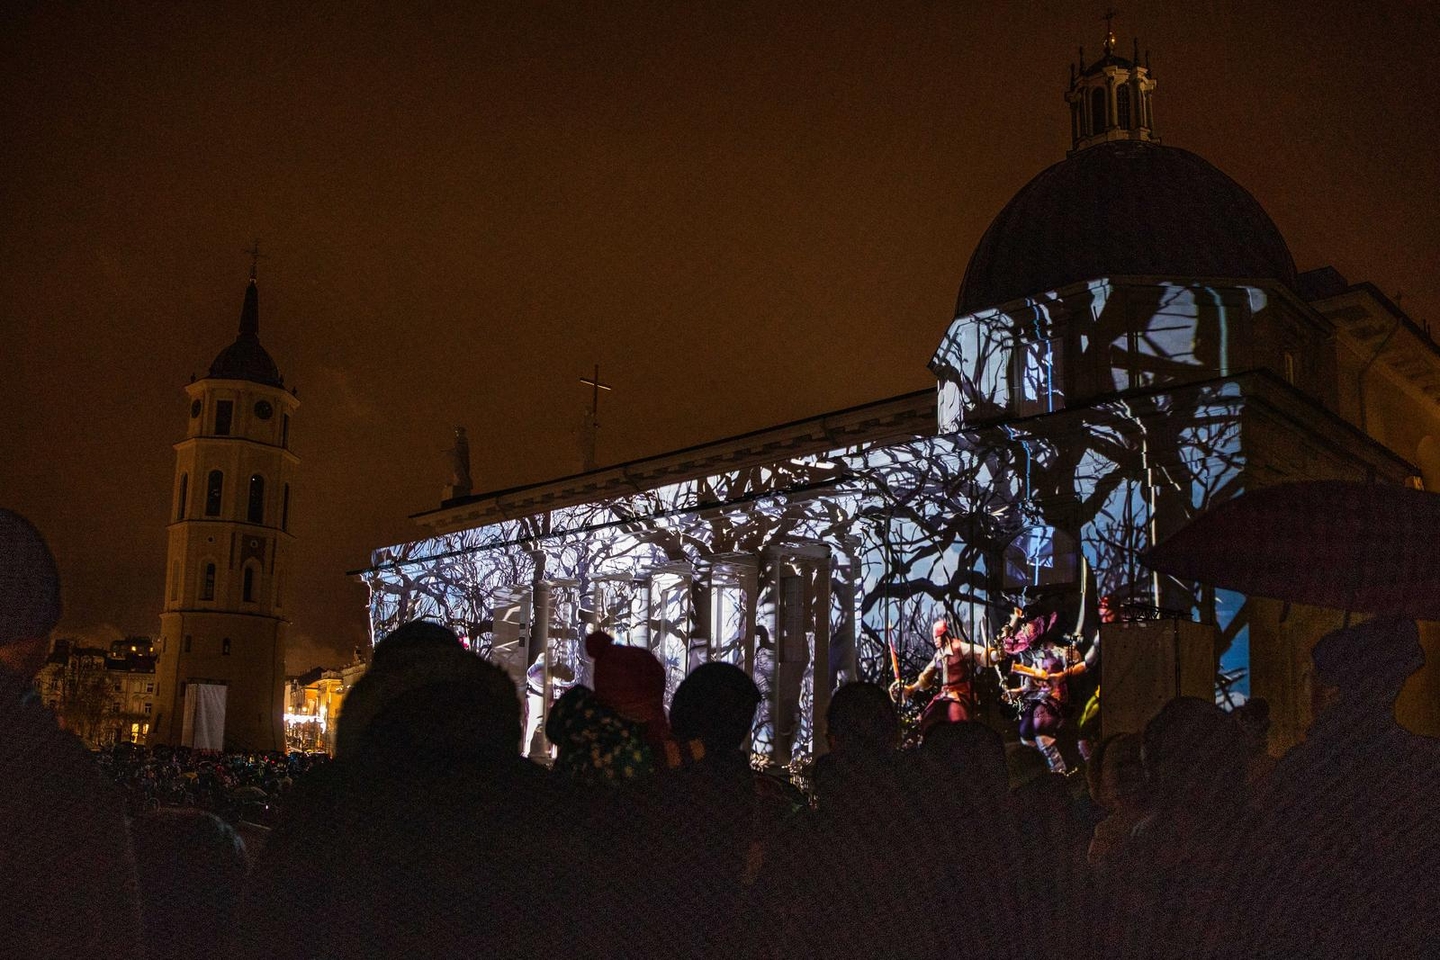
[1065,17,1158,155]
[152,259,299,752]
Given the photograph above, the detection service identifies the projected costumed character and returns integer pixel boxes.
[1011,633,1086,776]
[894,618,1000,736]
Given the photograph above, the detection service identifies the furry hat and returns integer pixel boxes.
[585,631,668,736]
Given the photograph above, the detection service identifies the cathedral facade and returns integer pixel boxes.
[360,40,1440,757]
[152,273,298,752]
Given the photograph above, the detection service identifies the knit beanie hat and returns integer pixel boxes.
[585,631,669,738]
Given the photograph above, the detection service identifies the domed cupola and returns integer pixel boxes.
[954,26,1297,316]
[208,267,284,387]
[1065,17,1157,154]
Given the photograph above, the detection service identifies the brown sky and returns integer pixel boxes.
[3,1,1437,673]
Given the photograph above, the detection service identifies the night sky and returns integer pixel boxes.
[4,1,1437,673]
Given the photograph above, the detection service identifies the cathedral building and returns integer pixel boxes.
[359,36,1440,758]
[152,271,298,752]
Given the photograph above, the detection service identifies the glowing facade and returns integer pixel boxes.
[360,43,1440,755]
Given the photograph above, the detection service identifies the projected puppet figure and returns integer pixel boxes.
[1009,618,1089,776]
[893,617,1001,736]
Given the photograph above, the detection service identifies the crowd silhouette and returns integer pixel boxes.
[6,505,1440,958]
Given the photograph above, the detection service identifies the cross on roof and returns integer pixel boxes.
[1101,8,1119,52]
[579,364,613,421]
[244,239,266,280]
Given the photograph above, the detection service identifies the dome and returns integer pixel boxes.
[209,337,283,387]
[956,140,1297,316]
[208,278,284,387]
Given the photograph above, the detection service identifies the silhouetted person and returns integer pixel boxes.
[333,618,470,756]
[130,808,248,960]
[0,509,143,960]
[234,621,572,959]
[1233,696,1276,785]
[767,682,941,959]
[1104,697,1250,958]
[912,721,1024,958]
[547,631,702,785]
[1244,616,1440,957]
[657,662,777,958]
[1083,732,1146,868]
[812,680,900,812]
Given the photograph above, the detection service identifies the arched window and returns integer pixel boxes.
[282,484,291,532]
[205,470,224,516]
[248,474,265,524]
[1116,85,1132,129]
[201,562,216,601]
[1091,88,1107,135]
[243,566,256,602]
[176,473,188,520]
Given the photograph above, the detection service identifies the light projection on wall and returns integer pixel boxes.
[363,280,1268,761]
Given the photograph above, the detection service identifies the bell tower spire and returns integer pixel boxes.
[1065,14,1158,155]
[153,259,300,753]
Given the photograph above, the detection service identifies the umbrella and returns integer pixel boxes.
[1143,480,1440,620]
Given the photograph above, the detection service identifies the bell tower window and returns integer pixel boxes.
[177,473,188,520]
[282,484,291,532]
[243,566,256,602]
[1116,85,1131,129]
[248,474,266,524]
[215,400,233,436]
[1090,88,1106,135]
[205,470,224,516]
[201,563,216,601]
